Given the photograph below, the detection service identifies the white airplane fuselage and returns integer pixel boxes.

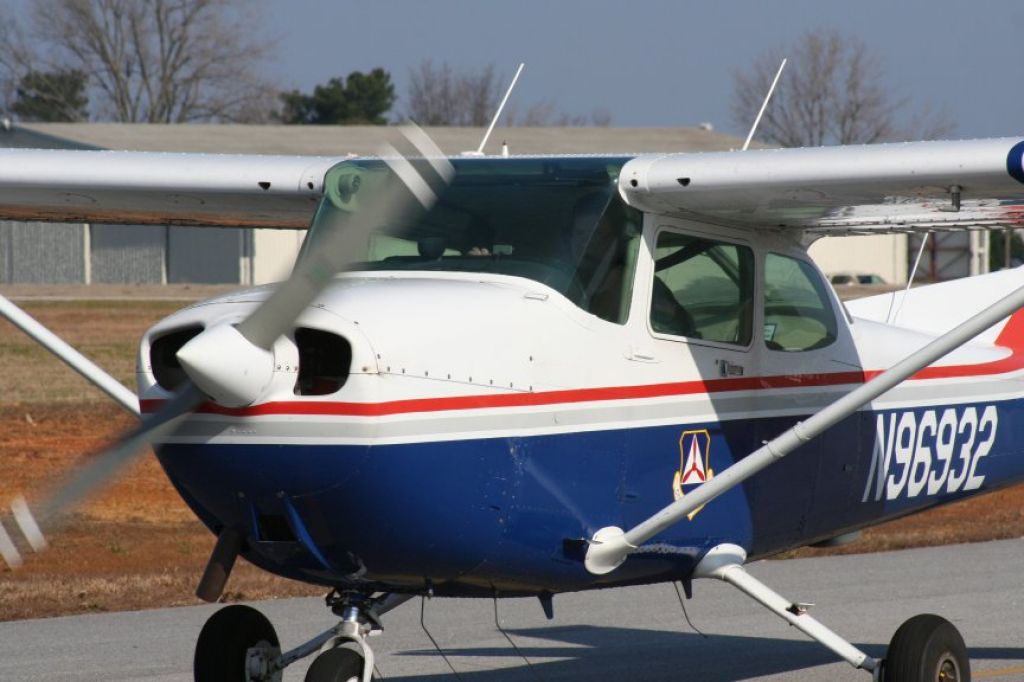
[138,206,1024,597]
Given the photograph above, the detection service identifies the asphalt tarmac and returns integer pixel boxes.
[1,539,1022,681]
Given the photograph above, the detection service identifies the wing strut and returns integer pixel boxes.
[692,544,879,673]
[0,293,139,416]
[585,281,1024,575]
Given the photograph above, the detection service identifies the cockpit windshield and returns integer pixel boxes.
[300,156,642,324]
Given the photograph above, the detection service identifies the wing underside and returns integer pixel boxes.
[618,137,1024,235]
[2,138,1024,234]
[0,149,348,228]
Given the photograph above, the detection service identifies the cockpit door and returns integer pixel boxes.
[748,244,865,549]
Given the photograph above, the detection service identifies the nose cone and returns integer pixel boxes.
[176,323,275,407]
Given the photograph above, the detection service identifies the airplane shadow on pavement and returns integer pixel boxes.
[386,624,1024,682]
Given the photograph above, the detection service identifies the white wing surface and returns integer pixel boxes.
[619,137,1024,234]
[5,137,1024,234]
[0,149,349,228]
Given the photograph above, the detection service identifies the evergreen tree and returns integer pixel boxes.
[12,69,88,122]
[280,69,395,125]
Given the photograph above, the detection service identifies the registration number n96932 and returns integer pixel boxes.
[861,405,997,503]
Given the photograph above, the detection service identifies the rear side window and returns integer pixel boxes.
[650,231,754,345]
[764,253,837,351]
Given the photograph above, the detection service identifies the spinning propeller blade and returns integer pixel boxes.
[237,126,452,350]
[0,124,453,569]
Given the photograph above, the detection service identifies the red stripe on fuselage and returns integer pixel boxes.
[139,314,1024,418]
[995,307,1024,349]
[142,337,1024,417]
[142,371,867,418]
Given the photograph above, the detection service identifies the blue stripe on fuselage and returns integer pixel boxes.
[154,396,1024,596]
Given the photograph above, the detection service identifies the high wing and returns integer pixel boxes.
[619,137,1024,234]
[4,137,1024,234]
[0,149,349,228]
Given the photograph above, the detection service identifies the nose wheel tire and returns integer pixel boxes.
[194,604,280,682]
[304,647,368,682]
[883,614,969,682]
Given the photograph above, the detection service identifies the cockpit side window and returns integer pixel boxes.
[763,253,837,352]
[570,194,642,324]
[650,231,754,345]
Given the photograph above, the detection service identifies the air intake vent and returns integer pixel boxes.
[294,328,351,396]
[150,326,203,391]
[256,513,296,542]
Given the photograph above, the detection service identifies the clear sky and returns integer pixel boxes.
[258,0,1024,140]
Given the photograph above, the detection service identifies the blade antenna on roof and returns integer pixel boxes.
[742,58,787,151]
[474,62,525,156]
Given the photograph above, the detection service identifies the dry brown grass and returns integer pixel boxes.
[0,299,182,403]
[0,517,319,621]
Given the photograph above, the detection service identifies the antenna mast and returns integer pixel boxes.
[475,62,525,155]
[742,58,786,151]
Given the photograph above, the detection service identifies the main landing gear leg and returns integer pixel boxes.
[193,591,412,682]
[695,545,972,681]
[694,545,881,679]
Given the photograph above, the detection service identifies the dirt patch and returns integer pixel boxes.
[0,402,321,621]
[0,519,320,621]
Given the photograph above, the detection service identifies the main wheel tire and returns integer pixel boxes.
[194,604,279,682]
[304,647,367,682]
[884,613,970,682]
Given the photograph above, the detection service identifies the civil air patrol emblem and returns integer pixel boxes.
[672,429,714,519]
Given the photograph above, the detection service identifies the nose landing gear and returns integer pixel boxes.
[194,604,281,682]
[192,591,411,682]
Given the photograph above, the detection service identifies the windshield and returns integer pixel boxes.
[300,156,642,324]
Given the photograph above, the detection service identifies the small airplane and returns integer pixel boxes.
[1,120,1024,682]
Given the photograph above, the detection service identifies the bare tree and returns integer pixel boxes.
[505,99,558,127]
[506,101,612,127]
[407,59,614,128]
[733,30,954,147]
[457,63,499,127]
[589,108,613,127]
[2,0,275,123]
[406,60,500,126]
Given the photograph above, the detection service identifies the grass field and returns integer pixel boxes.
[0,290,1021,621]
[0,299,180,403]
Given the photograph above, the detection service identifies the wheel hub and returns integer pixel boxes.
[937,654,960,681]
[246,640,282,682]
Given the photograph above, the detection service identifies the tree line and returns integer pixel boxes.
[0,2,952,146]
[0,0,610,128]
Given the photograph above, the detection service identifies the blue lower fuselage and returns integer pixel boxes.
[155,396,1024,597]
